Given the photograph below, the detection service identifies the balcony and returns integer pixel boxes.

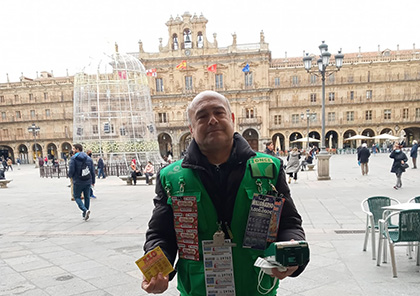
[238,116,262,126]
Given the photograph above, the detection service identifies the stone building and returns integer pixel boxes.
[1,11,419,163]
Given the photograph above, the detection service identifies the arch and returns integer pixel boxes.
[402,126,420,145]
[197,31,204,48]
[17,144,29,164]
[362,128,375,147]
[242,129,259,151]
[183,28,192,49]
[31,143,43,161]
[289,132,303,150]
[0,145,14,163]
[61,142,72,161]
[343,129,357,149]
[172,33,179,50]
[271,133,285,153]
[326,130,339,149]
[179,132,192,157]
[158,133,173,159]
[380,128,393,135]
[46,143,58,160]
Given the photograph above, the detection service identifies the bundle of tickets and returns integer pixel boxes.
[135,246,174,281]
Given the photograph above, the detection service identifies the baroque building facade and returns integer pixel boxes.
[1,11,419,163]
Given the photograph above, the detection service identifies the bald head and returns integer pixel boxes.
[187,91,232,124]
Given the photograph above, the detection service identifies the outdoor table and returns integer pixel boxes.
[377,203,420,266]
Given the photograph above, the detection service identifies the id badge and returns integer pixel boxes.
[202,240,236,296]
[243,193,276,250]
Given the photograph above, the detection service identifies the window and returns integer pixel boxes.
[29,93,33,100]
[292,76,299,86]
[216,74,223,89]
[14,94,19,101]
[30,110,35,118]
[274,115,281,125]
[16,111,21,119]
[185,76,193,90]
[366,90,373,99]
[310,93,316,102]
[349,91,354,100]
[327,112,335,122]
[45,109,50,117]
[120,126,126,136]
[61,92,64,101]
[292,114,299,124]
[17,128,23,137]
[365,110,372,120]
[329,92,335,102]
[245,108,254,119]
[384,109,391,120]
[158,112,168,123]
[104,123,110,133]
[274,77,280,86]
[1,112,6,120]
[416,108,420,119]
[156,78,164,92]
[328,73,335,83]
[245,72,253,86]
[348,75,354,83]
[0,95,4,103]
[3,129,8,137]
[92,125,98,134]
[346,111,354,121]
[44,92,48,100]
[91,106,97,112]
[310,75,317,84]
[403,108,409,119]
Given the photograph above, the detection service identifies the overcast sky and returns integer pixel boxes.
[0,0,418,83]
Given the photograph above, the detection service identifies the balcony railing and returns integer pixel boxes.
[237,116,262,126]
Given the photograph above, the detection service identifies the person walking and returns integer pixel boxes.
[68,143,95,220]
[410,140,418,169]
[143,161,154,185]
[357,143,371,175]
[6,158,13,171]
[285,147,301,183]
[142,91,307,295]
[97,157,106,178]
[390,142,408,190]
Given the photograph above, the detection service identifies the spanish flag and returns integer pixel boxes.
[176,60,187,70]
[207,64,217,73]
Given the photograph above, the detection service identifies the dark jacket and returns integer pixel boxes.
[68,152,95,186]
[264,147,276,156]
[357,147,371,163]
[97,158,104,169]
[410,143,418,158]
[390,150,408,174]
[144,132,306,279]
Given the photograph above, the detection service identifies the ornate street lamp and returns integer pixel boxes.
[28,123,40,164]
[303,41,344,180]
[301,109,316,151]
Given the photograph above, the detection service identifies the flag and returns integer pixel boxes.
[176,60,187,70]
[118,70,127,79]
[146,68,157,77]
[242,64,250,72]
[207,64,217,73]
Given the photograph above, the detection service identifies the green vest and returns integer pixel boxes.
[160,152,282,296]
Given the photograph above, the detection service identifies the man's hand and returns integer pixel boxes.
[271,265,298,280]
[141,273,169,294]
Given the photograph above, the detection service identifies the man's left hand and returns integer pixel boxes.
[271,266,298,280]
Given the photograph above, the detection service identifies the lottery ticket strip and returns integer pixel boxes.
[1,153,420,295]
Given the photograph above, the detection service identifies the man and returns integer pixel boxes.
[97,156,106,178]
[142,91,306,295]
[264,141,275,156]
[410,140,418,169]
[357,143,371,175]
[68,143,95,221]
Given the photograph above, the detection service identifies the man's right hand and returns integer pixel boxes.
[141,273,169,294]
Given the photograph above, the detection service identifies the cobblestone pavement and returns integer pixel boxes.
[1,152,419,295]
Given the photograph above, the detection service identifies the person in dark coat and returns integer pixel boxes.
[264,141,276,156]
[97,157,106,178]
[410,140,418,169]
[357,143,371,175]
[390,142,408,189]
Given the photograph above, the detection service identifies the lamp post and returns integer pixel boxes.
[301,109,316,151]
[303,41,344,180]
[28,123,40,165]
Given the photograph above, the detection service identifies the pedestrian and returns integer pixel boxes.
[6,158,13,171]
[44,156,48,166]
[68,143,95,220]
[357,143,371,175]
[264,141,276,156]
[285,147,301,183]
[390,142,408,190]
[410,140,418,169]
[16,157,21,169]
[130,159,142,185]
[97,157,106,178]
[142,91,307,295]
[143,161,154,185]
[85,150,97,198]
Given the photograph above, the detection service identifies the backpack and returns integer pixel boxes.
[80,159,91,181]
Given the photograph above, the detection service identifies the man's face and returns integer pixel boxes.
[188,93,234,152]
[268,143,274,151]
